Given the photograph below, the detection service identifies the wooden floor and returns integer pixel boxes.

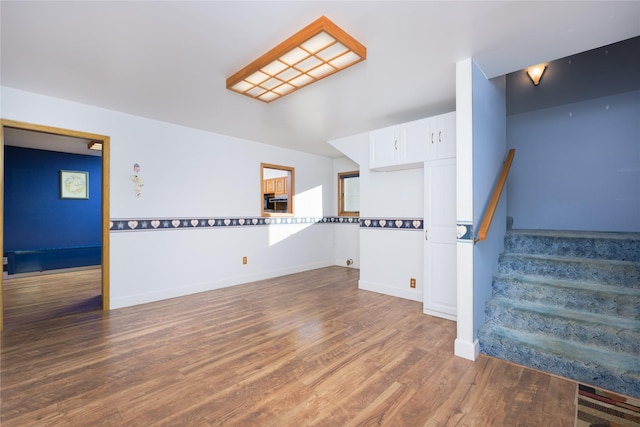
[1,266,577,426]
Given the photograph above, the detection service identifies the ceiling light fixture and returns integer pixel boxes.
[88,141,102,151]
[226,16,366,103]
[526,64,547,86]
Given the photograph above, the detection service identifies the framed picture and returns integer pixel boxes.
[60,170,89,199]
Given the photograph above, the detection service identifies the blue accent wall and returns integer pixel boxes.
[472,61,507,339]
[4,146,101,254]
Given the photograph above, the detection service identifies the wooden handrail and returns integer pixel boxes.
[475,149,515,243]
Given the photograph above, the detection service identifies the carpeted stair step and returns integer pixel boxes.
[478,324,640,399]
[505,229,640,262]
[492,273,640,320]
[485,297,640,354]
[498,253,640,288]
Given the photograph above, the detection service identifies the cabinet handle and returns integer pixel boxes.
[439,131,442,143]
[431,133,434,144]
[394,139,398,150]
[425,230,428,240]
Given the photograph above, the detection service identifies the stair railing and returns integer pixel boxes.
[475,148,515,243]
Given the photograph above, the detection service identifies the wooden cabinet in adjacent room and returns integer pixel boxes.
[264,177,288,195]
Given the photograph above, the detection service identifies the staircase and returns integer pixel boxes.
[478,229,640,399]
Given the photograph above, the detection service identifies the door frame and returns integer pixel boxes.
[0,119,111,331]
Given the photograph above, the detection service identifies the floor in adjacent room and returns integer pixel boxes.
[1,266,576,426]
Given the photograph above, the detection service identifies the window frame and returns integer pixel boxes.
[261,163,295,217]
[338,170,359,217]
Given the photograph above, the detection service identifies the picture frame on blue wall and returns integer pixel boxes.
[60,170,89,199]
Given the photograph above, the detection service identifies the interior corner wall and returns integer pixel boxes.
[1,86,338,309]
[506,89,640,232]
[471,62,507,339]
[329,129,424,302]
[333,156,360,269]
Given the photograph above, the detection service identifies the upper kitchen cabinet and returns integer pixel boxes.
[369,112,456,171]
[369,118,429,171]
[425,111,456,161]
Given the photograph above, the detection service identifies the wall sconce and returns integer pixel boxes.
[526,64,547,86]
[88,141,102,151]
[227,16,366,103]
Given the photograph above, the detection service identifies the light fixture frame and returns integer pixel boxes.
[226,16,366,103]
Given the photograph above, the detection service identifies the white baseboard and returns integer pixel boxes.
[454,338,479,361]
[358,279,422,302]
[423,308,457,321]
[111,261,333,309]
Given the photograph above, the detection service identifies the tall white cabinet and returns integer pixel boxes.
[423,112,457,320]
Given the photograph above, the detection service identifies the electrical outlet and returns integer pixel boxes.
[242,256,247,265]
[410,278,416,288]
[2,257,7,266]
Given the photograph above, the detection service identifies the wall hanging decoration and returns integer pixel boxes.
[60,170,89,199]
[131,163,144,197]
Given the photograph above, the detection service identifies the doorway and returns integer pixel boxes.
[0,119,110,331]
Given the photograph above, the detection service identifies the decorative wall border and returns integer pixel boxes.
[359,218,423,230]
[110,216,359,232]
[456,223,474,241]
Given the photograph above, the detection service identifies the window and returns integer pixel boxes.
[338,171,359,216]
[261,163,294,216]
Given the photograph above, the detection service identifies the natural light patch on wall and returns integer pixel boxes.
[296,185,324,216]
[268,221,317,246]
[268,185,324,246]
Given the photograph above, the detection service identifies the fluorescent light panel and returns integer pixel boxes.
[88,141,102,151]
[227,16,366,103]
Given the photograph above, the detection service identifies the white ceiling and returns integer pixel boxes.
[1,1,639,158]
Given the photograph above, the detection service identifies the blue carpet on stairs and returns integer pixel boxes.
[478,229,640,399]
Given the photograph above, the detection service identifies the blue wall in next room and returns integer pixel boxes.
[4,146,102,251]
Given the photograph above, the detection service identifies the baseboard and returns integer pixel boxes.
[454,338,480,361]
[111,261,333,309]
[3,265,100,279]
[358,279,422,302]
[423,308,457,321]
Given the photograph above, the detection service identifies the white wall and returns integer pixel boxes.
[2,87,338,309]
[455,58,476,360]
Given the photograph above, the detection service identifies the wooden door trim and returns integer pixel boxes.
[0,119,111,331]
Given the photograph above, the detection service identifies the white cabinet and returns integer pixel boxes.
[370,112,455,171]
[425,111,456,161]
[369,117,430,171]
[423,157,457,320]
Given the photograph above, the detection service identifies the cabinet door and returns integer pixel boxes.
[435,112,456,159]
[401,118,430,163]
[275,177,287,195]
[265,178,275,194]
[369,125,399,169]
[424,158,457,320]
[424,116,438,161]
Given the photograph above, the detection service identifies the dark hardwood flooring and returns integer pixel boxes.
[1,266,576,426]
